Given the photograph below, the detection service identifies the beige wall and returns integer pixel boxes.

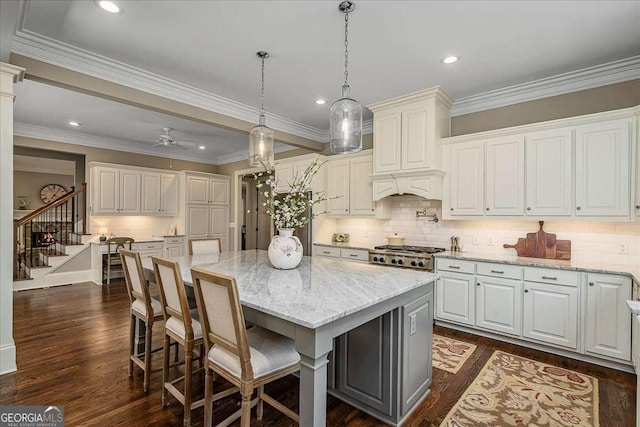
[451,79,640,136]
[14,136,220,174]
[13,170,74,210]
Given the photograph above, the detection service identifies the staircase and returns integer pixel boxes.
[14,184,92,289]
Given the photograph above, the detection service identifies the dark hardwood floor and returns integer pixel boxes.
[1,280,635,426]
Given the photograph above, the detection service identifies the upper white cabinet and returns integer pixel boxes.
[93,166,141,215]
[525,128,573,216]
[325,152,390,217]
[575,119,631,217]
[368,87,453,200]
[186,175,229,205]
[485,135,525,216]
[184,172,230,251]
[443,109,636,221]
[635,107,640,220]
[274,155,327,214]
[142,173,179,215]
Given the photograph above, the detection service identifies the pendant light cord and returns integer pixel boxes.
[344,11,349,87]
[260,55,266,117]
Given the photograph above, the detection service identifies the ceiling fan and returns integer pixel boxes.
[147,127,197,150]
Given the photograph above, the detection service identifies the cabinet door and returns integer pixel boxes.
[186,175,209,204]
[209,207,229,236]
[119,170,141,214]
[485,135,524,216]
[435,273,475,326]
[636,113,640,220]
[275,164,293,193]
[93,167,119,214]
[401,106,431,170]
[165,245,184,258]
[585,273,631,361]
[373,112,402,173]
[141,173,161,214]
[326,160,351,214]
[522,282,578,349]
[210,179,229,205]
[349,156,375,216]
[294,160,326,214]
[575,119,630,216]
[525,128,573,216]
[449,141,484,216]
[476,277,522,336]
[160,174,179,215]
[186,205,209,238]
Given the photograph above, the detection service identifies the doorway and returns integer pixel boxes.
[241,175,272,250]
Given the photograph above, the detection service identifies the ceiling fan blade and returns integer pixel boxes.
[175,141,197,148]
[151,142,166,148]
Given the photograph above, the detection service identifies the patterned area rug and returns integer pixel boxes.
[432,334,477,374]
[441,350,600,427]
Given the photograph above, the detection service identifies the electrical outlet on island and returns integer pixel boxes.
[619,243,628,254]
[486,237,494,246]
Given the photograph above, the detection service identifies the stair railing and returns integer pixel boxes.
[13,183,87,280]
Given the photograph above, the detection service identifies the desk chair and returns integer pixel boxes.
[152,256,204,427]
[104,237,134,284]
[188,238,221,256]
[191,268,300,427]
[120,249,164,393]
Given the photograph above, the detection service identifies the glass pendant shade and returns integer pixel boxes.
[249,115,274,168]
[330,85,362,154]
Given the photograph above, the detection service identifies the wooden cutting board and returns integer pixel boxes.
[503,221,571,260]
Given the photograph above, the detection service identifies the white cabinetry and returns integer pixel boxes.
[575,119,631,216]
[585,273,631,361]
[141,173,179,215]
[184,173,230,252]
[326,152,389,217]
[525,128,573,216]
[313,245,369,263]
[476,275,522,337]
[485,135,524,216]
[635,107,640,220]
[447,141,484,216]
[93,166,141,215]
[163,236,185,258]
[435,259,476,326]
[274,155,327,214]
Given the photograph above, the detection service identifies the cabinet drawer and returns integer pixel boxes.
[315,246,341,258]
[436,258,475,275]
[138,250,162,259]
[164,237,185,245]
[524,267,578,286]
[134,241,163,251]
[477,262,523,280]
[341,248,369,262]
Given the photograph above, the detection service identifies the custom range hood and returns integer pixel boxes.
[367,86,453,201]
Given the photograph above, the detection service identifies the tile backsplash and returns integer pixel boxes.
[333,195,640,266]
[90,216,179,238]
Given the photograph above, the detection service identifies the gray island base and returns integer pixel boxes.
[142,250,436,427]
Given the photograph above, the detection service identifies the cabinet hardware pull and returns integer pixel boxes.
[576,206,581,210]
[486,207,490,211]
[542,276,557,280]
[589,282,594,286]
[349,254,358,257]
[450,208,454,211]
[476,283,480,286]
[524,289,529,293]
[491,270,504,274]
[636,205,640,209]
[526,207,531,211]
[448,265,460,269]
[323,251,331,254]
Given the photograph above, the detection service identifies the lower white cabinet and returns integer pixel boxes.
[522,281,579,349]
[585,273,631,360]
[313,245,368,263]
[163,236,185,258]
[435,273,475,326]
[476,277,522,336]
[186,205,228,251]
[133,241,163,259]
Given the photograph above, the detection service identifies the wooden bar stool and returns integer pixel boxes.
[152,256,205,427]
[191,267,300,426]
[104,237,134,284]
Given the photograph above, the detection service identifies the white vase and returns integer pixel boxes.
[268,228,303,269]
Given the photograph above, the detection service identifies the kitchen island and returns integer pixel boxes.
[141,250,436,427]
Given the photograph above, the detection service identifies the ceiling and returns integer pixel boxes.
[7,0,640,164]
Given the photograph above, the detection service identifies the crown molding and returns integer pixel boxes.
[14,165,73,175]
[451,56,640,117]
[13,122,270,166]
[12,4,328,142]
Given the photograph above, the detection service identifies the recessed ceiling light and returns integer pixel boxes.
[198,145,206,150]
[442,56,459,64]
[97,1,121,14]
[68,121,81,127]
[315,99,326,105]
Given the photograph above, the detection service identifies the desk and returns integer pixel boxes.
[142,250,436,427]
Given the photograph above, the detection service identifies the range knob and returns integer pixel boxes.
[373,256,379,262]
[411,260,417,267]
[379,257,385,263]
[418,261,425,267]
[391,259,397,264]
[397,259,404,265]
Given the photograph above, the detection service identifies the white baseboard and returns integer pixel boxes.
[13,270,95,291]
[0,343,17,375]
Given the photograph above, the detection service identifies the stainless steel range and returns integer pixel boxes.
[368,245,446,271]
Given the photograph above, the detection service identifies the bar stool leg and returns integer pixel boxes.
[162,334,170,407]
[128,315,135,377]
[143,322,152,393]
[183,343,193,427]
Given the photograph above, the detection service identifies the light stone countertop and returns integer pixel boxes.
[91,235,164,245]
[142,250,437,329]
[434,251,640,283]
[314,242,374,251]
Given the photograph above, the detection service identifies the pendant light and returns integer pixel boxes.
[249,51,275,169]
[330,1,362,154]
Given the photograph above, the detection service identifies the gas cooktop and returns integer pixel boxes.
[373,245,446,254]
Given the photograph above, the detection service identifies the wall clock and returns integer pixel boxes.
[40,184,68,204]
